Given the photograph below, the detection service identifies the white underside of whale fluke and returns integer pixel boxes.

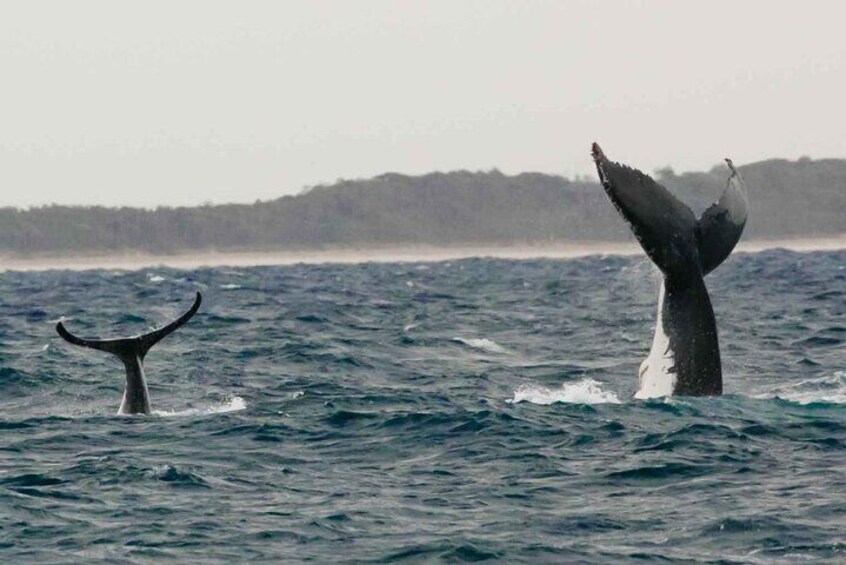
[635,282,676,399]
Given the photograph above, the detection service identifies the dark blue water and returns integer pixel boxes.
[0,249,844,563]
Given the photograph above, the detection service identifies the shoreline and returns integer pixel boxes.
[1,235,844,273]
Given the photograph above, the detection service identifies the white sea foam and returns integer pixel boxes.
[147,273,165,283]
[757,372,846,405]
[153,395,247,417]
[220,283,242,290]
[507,378,621,405]
[452,337,507,353]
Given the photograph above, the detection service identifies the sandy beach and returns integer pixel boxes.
[1,235,844,273]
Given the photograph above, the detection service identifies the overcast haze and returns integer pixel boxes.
[1,0,845,208]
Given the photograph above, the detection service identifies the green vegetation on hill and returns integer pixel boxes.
[0,158,843,255]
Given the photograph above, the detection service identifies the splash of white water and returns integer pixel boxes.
[453,337,507,353]
[508,378,621,405]
[153,395,247,417]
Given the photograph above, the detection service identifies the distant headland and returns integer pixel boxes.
[1,156,843,263]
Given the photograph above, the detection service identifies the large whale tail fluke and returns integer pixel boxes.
[591,143,748,397]
[56,292,203,414]
[591,142,748,280]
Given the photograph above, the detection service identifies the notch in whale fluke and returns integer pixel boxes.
[56,292,202,415]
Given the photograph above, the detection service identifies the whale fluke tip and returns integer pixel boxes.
[724,158,737,174]
[591,142,605,161]
[55,320,78,344]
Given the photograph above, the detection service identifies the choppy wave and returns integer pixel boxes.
[757,372,846,405]
[0,248,843,563]
[452,337,507,353]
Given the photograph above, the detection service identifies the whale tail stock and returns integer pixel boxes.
[591,143,748,396]
[56,292,203,365]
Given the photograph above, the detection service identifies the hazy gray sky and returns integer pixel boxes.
[1,0,845,208]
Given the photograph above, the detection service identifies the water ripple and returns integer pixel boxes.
[0,250,843,563]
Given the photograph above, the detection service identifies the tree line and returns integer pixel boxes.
[0,157,843,255]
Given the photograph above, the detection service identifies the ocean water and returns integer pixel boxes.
[0,249,844,563]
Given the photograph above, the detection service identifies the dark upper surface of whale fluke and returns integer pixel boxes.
[591,142,699,281]
[55,292,202,359]
[591,143,748,277]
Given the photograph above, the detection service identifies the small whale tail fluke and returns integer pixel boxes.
[56,292,202,361]
[56,292,203,415]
